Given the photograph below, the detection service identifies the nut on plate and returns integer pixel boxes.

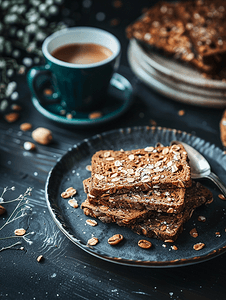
[108,234,123,245]
[193,242,205,251]
[61,187,77,199]
[86,219,98,226]
[138,239,152,249]
[32,127,52,145]
[87,237,99,246]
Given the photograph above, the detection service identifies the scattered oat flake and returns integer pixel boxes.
[127,177,135,183]
[128,154,134,160]
[171,245,178,250]
[162,148,169,155]
[14,228,26,236]
[193,242,205,251]
[61,187,77,199]
[198,215,206,222]
[24,141,36,151]
[106,157,114,161]
[95,174,104,180]
[86,165,92,171]
[88,237,99,246]
[114,160,122,167]
[218,194,226,200]
[89,111,102,119]
[144,146,154,152]
[178,109,185,116]
[190,228,198,238]
[68,199,78,208]
[37,255,44,263]
[86,219,98,226]
[104,151,111,158]
[171,165,178,173]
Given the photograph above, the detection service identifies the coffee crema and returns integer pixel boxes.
[51,43,113,64]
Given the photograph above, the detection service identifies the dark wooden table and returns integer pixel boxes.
[0,1,226,299]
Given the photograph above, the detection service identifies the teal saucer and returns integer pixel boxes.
[31,73,133,127]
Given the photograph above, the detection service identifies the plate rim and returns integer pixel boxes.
[130,39,226,90]
[128,44,226,108]
[45,125,226,268]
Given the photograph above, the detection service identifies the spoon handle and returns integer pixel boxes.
[206,172,226,198]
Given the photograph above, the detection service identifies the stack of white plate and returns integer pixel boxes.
[128,39,226,108]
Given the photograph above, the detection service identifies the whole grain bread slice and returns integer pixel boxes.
[81,182,212,241]
[89,144,191,197]
[126,1,216,74]
[84,177,186,214]
[81,199,150,226]
[131,182,212,241]
[176,0,226,67]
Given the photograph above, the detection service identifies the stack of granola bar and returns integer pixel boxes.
[126,0,226,79]
[81,144,212,242]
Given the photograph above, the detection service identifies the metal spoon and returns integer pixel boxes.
[171,140,226,197]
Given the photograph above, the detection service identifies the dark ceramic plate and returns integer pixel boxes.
[46,126,226,267]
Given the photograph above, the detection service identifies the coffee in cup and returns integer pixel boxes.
[27,27,121,112]
[51,43,113,65]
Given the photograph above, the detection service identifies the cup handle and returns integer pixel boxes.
[27,65,61,105]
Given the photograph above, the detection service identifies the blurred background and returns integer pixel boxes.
[0,0,159,114]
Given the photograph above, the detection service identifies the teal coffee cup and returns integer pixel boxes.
[27,27,121,112]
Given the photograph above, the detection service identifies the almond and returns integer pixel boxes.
[138,239,152,249]
[61,187,77,199]
[32,127,52,145]
[108,234,123,245]
[4,112,19,123]
[87,237,99,246]
[0,205,6,215]
[20,123,32,131]
[14,228,26,236]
